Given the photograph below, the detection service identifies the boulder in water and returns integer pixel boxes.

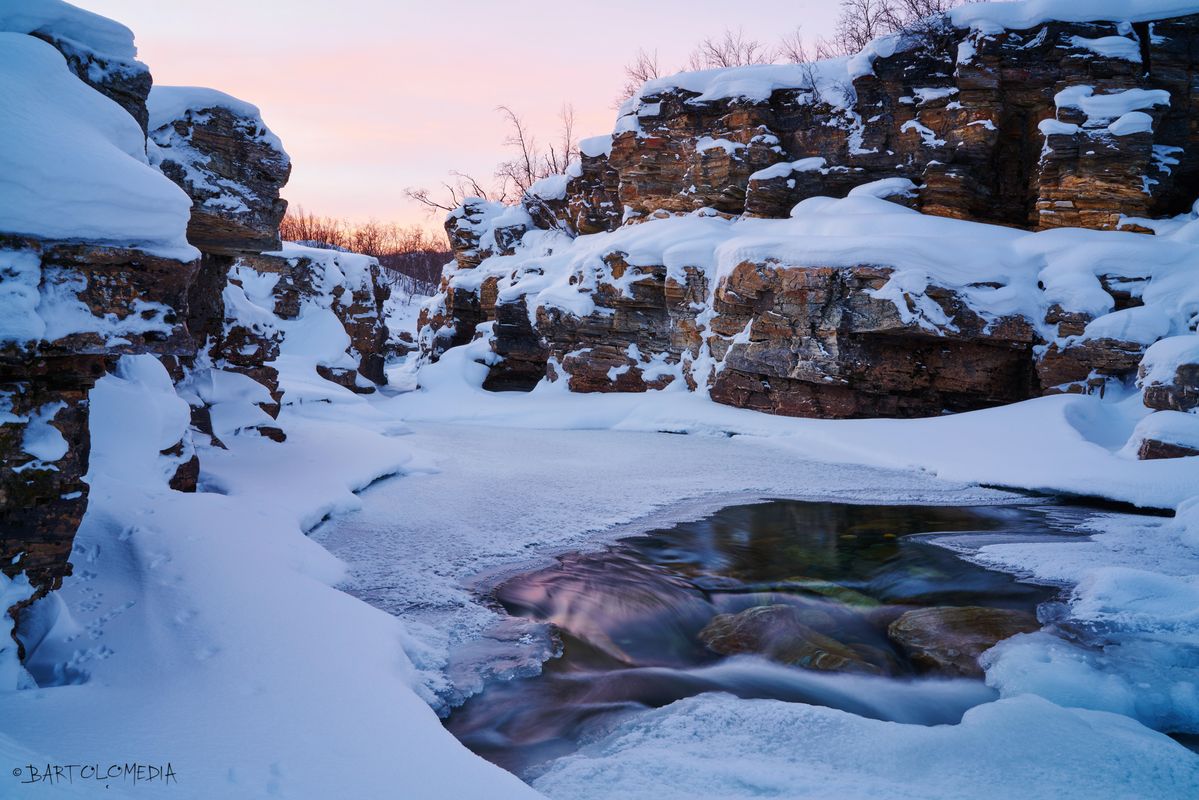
[887,606,1039,678]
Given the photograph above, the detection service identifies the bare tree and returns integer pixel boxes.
[685,27,774,71]
[494,104,578,200]
[777,27,811,64]
[617,48,663,104]
[280,209,450,296]
[829,0,903,56]
[404,170,493,213]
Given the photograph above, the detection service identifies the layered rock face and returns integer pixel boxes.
[1,17,391,646]
[147,87,390,445]
[0,9,201,632]
[425,10,1199,434]
[0,239,198,629]
[571,18,1199,233]
[148,88,292,256]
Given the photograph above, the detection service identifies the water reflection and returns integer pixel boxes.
[445,500,1084,776]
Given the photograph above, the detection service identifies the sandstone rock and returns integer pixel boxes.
[707,262,1041,418]
[887,605,1039,678]
[1140,336,1199,412]
[547,17,1199,232]
[1129,410,1199,460]
[565,140,622,234]
[699,604,887,675]
[148,89,292,256]
[446,199,530,271]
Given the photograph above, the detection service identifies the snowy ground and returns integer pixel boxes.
[3,330,1198,799]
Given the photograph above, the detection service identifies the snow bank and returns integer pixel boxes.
[532,693,1198,800]
[0,33,195,258]
[1124,409,1199,454]
[0,0,138,62]
[0,350,541,798]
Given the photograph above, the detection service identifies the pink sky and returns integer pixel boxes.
[86,1,839,228]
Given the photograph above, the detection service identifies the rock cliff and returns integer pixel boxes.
[0,8,390,649]
[423,6,1199,449]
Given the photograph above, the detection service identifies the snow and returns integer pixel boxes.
[579,134,613,158]
[1108,110,1156,136]
[438,194,1199,374]
[6,2,1199,795]
[1140,334,1199,386]
[146,85,289,213]
[0,0,138,62]
[848,177,918,199]
[0,572,35,692]
[695,136,744,155]
[527,173,569,201]
[953,1,1199,34]
[1126,410,1199,451]
[531,694,1197,800]
[21,402,68,463]
[0,348,542,798]
[1055,85,1170,123]
[1068,34,1143,61]
[749,157,826,181]
[913,86,959,104]
[6,257,1199,797]
[623,55,855,119]
[0,34,196,259]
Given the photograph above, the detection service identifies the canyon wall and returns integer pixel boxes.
[1,10,389,647]
[423,11,1199,436]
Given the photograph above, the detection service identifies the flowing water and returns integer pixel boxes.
[443,500,1088,778]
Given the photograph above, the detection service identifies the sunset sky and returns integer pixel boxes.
[86,0,840,228]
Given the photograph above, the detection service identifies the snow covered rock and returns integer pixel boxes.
[0,0,153,132]
[0,12,197,632]
[564,136,621,235]
[531,11,1199,234]
[1140,334,1199,411]
[1127,410,1199,459]
[148,86,292,256]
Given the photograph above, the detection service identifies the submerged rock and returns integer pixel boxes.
[699,604,886,675]
[887,606,1039,678]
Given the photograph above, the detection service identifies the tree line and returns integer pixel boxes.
[279,208,449,297]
